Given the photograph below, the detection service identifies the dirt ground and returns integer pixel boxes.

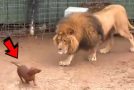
[0,34,134,90]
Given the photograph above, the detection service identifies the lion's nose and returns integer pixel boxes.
[58,48,62,51]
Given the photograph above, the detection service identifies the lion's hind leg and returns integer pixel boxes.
[128,34,134,52]
[118,28,134,52]
[100,33,114,54]
[126,33,134,52]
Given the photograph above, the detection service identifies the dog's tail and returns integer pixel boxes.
[11,61,21,67]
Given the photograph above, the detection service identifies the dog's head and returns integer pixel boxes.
[28,68,41,76]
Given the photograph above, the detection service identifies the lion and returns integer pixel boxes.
[53,4,134,66]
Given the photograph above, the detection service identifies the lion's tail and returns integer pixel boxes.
[128,21,134,30]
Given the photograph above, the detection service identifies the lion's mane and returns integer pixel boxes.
[54,12,103,54]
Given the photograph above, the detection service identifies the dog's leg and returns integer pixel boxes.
[33,77,37,86]
[59,54,74,66]
[100,34,114,54]
[26,80,30,84]
[17,72,24,83]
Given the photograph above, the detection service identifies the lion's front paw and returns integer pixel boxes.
[88,55,96,61]
[100,48,110,54]
[59,60,71,66]
[130,47,134,52]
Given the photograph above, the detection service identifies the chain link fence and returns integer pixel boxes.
[0,0,134,37]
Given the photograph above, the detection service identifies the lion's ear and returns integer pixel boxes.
[53,34,58,45]
[68,28,74,35]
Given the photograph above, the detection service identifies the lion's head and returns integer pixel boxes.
[53,30,79,55]
[53,13,86,55]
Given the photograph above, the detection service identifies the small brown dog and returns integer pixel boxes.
[11,61,41,86]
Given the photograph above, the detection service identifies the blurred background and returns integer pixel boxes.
[0,0,134,37]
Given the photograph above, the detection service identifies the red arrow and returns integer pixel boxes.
[3,37,18,59]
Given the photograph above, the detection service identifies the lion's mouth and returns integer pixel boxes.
[58,50,67,54]
[58,51,63,54]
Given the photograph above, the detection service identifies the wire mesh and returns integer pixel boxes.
[0,0,134,37]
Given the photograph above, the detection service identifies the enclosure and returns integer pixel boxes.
[0,0,134,36]
[0,0,134,90]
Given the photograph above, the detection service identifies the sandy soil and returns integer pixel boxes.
[0,35,134,90]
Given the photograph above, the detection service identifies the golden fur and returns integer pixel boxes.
[53,12,103,54]
[93,4,134,53]
[94,4,134,36]
[53,4,134,66]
